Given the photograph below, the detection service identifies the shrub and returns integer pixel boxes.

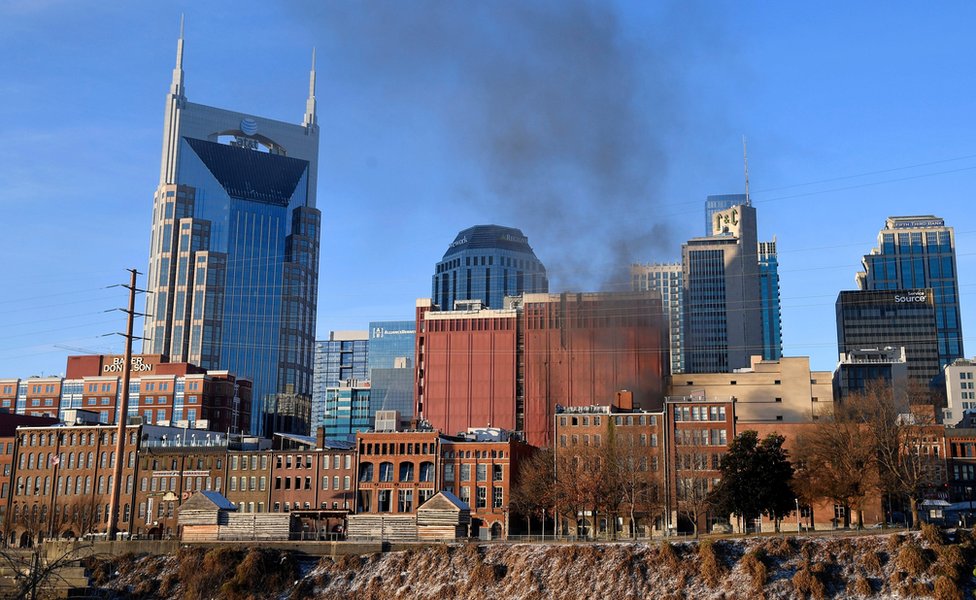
[760,536,794,558]
[658,541,680,569]
[221,548,300,600]
[895,542,928,578]
[887,533,904,553]
[932,544,967,582]
[698,540,724,587]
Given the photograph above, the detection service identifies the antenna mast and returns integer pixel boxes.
[742,135,751,206]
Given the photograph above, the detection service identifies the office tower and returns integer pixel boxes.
[758,239,783,360]
[368,321,415,422]
[142,29,321,435]
[415,291,668,447]
[322,380,372,440]
[835,289,940,384]
[833,347,909,407]
[683,204,763,373]
[432,225,548,311]
[632,262,684,373]
[311,332,369,437]
[943,358,976,424]
[704,194,747,236]
[856,216,963,369]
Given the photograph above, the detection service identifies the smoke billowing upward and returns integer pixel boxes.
[293,1,729,292]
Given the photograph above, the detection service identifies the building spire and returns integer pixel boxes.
[170,14,186,99]
[742,135,751,206]
[304,47,317,128]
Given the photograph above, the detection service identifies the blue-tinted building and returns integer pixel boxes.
[856,216,964,369]
[142,31,321,435]
[759,239,783,361]
[311,332,369,436]
[322,381,372,440]
[631,263,684,373]
[432,225,548,310]
[368,321,415,422]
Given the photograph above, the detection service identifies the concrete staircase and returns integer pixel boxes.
[0,547,101,599]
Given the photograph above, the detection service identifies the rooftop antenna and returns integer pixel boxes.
[742,135,751,206]
[304,47,317,128]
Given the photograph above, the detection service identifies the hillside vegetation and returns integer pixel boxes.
[90,526,974,600]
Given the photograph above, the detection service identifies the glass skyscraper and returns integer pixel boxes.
[368,321,415,422]
[759,239,783,361]
[856,216,963,369]
[631,263,683,373]
[311,332,369,437]
[142,30,321,436]
[432,225,548,310]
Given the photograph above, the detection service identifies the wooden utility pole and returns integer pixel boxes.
[107,268,141,540]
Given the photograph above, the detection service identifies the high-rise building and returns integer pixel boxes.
[322,380,372,439]
[432,225,548,311]
[142,30,321,436]
[311,331,369,436]
[759,239,783,361]
[833,347,909,408]
[683,204,763,373]
[856,216,963,369]
[704,194,747,236]
[415,291,669,447]
[632,262,684,374]
[835,289,940,384]
[944,357,976,425]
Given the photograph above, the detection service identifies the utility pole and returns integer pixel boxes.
[107,268,147,540]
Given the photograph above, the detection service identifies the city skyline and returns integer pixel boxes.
[2,2,976,379]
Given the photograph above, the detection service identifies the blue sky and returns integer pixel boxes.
[1,1,973,377]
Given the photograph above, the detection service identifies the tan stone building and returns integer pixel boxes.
[669,355,833,423]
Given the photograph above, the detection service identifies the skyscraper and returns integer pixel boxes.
[311,332,369,437]
[432,225,548,311]
[142,28,321,435]
[683,203,763,373]
[759,238,783,361]
[856,216,963,369]
[631,262,684,374]
[704,194,747,236]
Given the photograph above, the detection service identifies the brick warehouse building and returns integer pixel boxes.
[415,291,669,447]
[0,355,252,434]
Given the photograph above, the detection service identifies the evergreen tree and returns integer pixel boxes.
[709,431,795,530]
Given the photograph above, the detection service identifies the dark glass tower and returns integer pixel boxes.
[432,225,548,310]
[856,216,963,369]
[142,31,321,435]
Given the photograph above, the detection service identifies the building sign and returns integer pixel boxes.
[892,219,944,229]
[183,470,210,477]
[712,207,741,236]
[103,356,154,374]
[151,471,180,478]
[371,327,414,338]
[449,236,468,249]
[894,291,928,303]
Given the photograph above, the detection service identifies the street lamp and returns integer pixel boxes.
[542,507,546,541]
[795,498,800,534]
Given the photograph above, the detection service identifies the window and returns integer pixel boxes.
[476,464,487,482]
[359,462,374,482]
[493,486,504,509]
[398,489,413,513]
[444,464,455,482]
[399,463,414,482]
[379,462,394,482]
[492,465,503,482]
[378,490,391,512]
[419,462,435,482]
[460,464,471,482]
[476,487,487,509]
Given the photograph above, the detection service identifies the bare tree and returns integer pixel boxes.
[609,432,664,538]
[510,448,555,535]
[673,446,715,537]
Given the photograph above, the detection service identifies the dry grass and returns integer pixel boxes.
[220,548,300,600]
[895,541,928,578]
[933,575,964,600]
[932,544,967,582]
[698,540,724,587]
[657,540,680,569]
[860,549,884,574]
[847,574,872,598]
[921,522,945,546]
[886,533,904,553]
[758,536,794,558]
[740,548,767,597]
[791,565,827,600]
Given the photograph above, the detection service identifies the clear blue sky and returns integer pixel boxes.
[1,1,973,377]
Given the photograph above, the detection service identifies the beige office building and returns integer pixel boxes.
[669,355,833,423]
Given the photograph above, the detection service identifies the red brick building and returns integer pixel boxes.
[415,292,668,447]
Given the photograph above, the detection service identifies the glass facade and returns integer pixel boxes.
[142,42,321,436]
[322,384,372,440]
[632,263,683,373]
[432,225,548,310]
[758,240,783,360]
[683,247,729,373]
[835,289,940,384]
[311,333,369,437]
[856,216,963,369]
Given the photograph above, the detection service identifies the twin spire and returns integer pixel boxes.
[169,15,318,126]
